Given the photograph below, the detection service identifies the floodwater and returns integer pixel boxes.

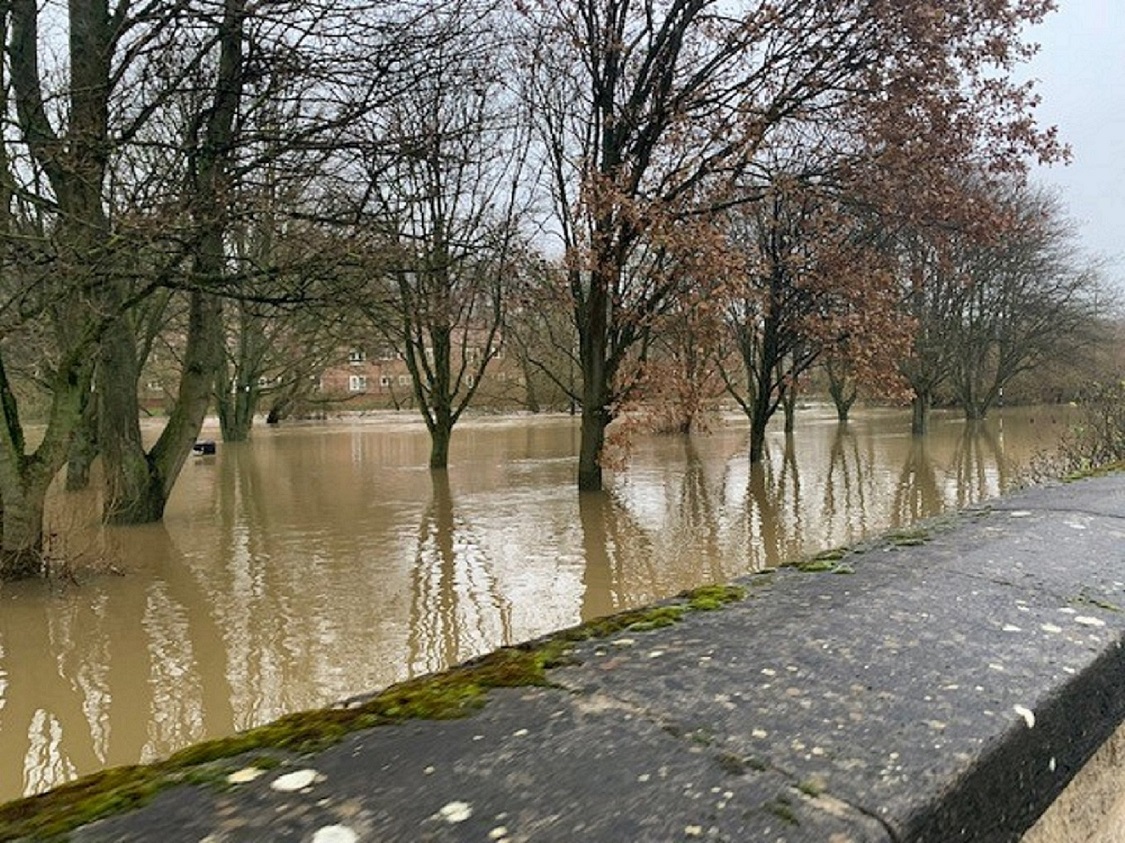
[0,404,1073,802]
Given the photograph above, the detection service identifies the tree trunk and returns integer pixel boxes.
[430,412,452,470]
[0,486,47,579]
[911,390,932,436]
[576,261,612,491]
[266,396,291,424]
[748,377,773,463]
[782,385,796,433]
[217,300,269,442]
[218,381,257,442]
[0,350,92,579]
[65,398,97,491]
[98,315,158,523]
[963,402,987,421]
[522,355,540,414]
[578,403,608,491]
[150,292,224,506]
[827,367,856,423]
[748,423,767,464]
[102,292,223,524]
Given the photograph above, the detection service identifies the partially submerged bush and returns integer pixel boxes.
[1030,381,1125,480]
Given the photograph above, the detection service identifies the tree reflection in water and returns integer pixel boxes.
[406,471,512,677]
[0,525,234,799]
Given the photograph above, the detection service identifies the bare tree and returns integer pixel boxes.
[356,6,532,469]
[950,187,1103,420]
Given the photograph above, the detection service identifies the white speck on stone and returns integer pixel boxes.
[512,728,529,737]
[423,766,435,775]
[226,767,265,785]
[685,826,704,838]
[1058,607,1077,615]
[489,827,509,840]
[648,650,665,658]
[1017,605,1031,613]
[613,638,637,647]
[312,825,358,843]
[811,746,825,756]
[1010,510,1032,518]
[472,734,484,741]
[1014,705,1036,728]
[1066,521,1088,530]
[1076,616,1106,627]
[1049,757,1057,772]
[271,769,319,792]
[638,773,651,782]
[439,801,473,824]
[761,668,777,676]
[988,663,1005,672]
[752,728,768,738]
[1041,624,1063,634]
[1002,624,1022,632]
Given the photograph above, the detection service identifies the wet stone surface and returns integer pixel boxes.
[45,476,1125,841]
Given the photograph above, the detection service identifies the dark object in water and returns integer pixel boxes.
[192,440,217,456]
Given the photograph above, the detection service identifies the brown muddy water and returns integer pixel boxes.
[0,404,1073,802]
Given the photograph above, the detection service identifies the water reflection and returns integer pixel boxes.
[0,405,1071,801]
[407,472,513,676]
[0,524,236,797]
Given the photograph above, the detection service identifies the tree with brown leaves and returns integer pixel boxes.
[522,0,1063,490]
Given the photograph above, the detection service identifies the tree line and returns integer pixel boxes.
[0,0,1096,578]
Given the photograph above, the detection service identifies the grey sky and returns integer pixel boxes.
[1026,0,1125,286]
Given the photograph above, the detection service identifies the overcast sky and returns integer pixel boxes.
[1025,0,1125,287]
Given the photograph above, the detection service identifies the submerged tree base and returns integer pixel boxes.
[0,547,43,581]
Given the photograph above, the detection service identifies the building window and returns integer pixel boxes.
[398,375,411,386]
[348,375,368,392]
[379,376,391,387]
[348,348,366,364]
[466,374,475,387]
